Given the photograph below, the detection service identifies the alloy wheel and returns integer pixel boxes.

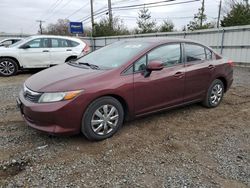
[210,84,223,106]
[91,104,119,136]
[0,61,15,76]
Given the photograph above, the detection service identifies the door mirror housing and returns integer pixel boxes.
[147,60,164,71]
[143,60,164,77]
[21,44,30,49]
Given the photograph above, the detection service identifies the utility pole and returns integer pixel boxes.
[108,0,113,30]
[90,0,95,36]
[36,20,45,34]
[200,0,205,27]
[217,0,222,28]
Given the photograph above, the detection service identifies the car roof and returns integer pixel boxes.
[30,35,81,40]
[123,37,201,45]
[27,35,85,44]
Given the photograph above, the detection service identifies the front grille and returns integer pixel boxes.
[23,85,42,103]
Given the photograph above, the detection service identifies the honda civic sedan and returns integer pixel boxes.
[17,38,233,141]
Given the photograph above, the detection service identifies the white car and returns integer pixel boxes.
[0,38,22,47]
[0,35,89,76]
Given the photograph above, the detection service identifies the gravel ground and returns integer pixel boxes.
[0,67,250,187]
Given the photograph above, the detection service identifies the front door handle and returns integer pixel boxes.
[43,50,49,52]
[208,64,215,69]
[66,49,72,51]
[174,72,184,78]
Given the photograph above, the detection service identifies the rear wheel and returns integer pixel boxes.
[81,96,124,141]
[202,79,224,108]
[0,58,18,76]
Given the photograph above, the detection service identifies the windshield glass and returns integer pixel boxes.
[9,36,31,48]
[75,41,151,69]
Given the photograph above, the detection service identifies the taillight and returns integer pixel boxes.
[83,45,90,53]
[228,60,234,67]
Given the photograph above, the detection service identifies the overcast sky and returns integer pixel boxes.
[0,0,221,34]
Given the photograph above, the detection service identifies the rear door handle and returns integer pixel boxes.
[66,49,72,51]
[174,72,184,78]
[208,64,215,69]
[43,50,49,52]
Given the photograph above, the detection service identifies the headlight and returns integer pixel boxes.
[38,90,83,103]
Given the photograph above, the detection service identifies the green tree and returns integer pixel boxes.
[187,0,215,31]
[94,17,129,37]
[43,19,72,36]
[136,7,157,33]
[159,20,174,32]
[221,0,250,27]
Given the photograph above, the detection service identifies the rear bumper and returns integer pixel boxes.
[17,92,85,135]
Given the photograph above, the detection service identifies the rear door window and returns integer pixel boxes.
[185,43,206,62]
[51,38,71,48]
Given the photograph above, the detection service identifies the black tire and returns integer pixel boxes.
[65,56,77,63]
[81,96,124,141]
[0,58,18,76]
[202,79,224,108]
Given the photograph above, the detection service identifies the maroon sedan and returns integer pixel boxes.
[17,38,233,141]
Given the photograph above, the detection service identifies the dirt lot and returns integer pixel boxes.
[0,67,249,187]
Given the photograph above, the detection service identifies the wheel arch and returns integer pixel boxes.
[0,56,21,69]
[84,93,130,122]
[216,76,228,92]
[65,56,78,62]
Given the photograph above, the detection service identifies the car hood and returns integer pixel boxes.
[25,63,108,92]
[0,47,15,51]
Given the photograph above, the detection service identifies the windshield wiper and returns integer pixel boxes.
[78,62,100,70]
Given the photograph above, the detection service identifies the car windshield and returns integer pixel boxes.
[9,37,31,48]
[74,41,151,69]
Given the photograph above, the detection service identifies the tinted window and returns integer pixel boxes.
[205,48,217,60]
[148,44,181,67]
[185,44,206,62]
[2,40,13,45]
[51,38,70,48]
[71,40,80,47]
[25,38,49,48]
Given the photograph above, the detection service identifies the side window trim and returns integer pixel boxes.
[122,42,183,75]
[147,43,182,68]
[22,37,50,49]
[184,42,207,64]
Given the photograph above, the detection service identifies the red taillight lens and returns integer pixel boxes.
[83,45,90,53]
[228,60,234,67]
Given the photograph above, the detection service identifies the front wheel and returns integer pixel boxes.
[202,79,224,108]
[0,58,18,76]
[81,96,124,141]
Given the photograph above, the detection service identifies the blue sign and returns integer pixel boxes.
[69,22,84,34]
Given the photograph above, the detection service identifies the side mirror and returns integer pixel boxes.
[147,60,164,71]
[21,44,30,49]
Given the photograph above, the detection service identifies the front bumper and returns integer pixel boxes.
[17,91,85,135]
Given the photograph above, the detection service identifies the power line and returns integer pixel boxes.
[43,0,64,21]
[112,0,175,9]
[79,0,199,23]
[65,1,90,19]
[112,0,200,11]
[46,0,75,21]
[119,15,194,20]
[38,0,62,20]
